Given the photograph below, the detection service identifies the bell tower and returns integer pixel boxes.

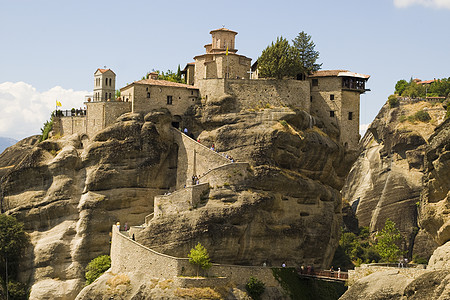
[93,68,116,101]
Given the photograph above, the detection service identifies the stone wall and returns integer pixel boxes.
[172,128,230,189]
[121,84,199,117]
[111,225,186,278]
[200,162,250,188]
[225,79,310,111]
[111,226,280,287]
[57,116,87,136]
[86,101,131,138]
[154,183,209,217]
[347,264,429,286]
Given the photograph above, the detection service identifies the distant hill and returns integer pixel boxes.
[0,137,17,153]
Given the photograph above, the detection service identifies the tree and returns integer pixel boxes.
[40,114,53,142]
[188,242,212,277]
[115,89,121,99]
[292,31,322,77]
[85,255,111,285]
[395,79,408,95]
[375,219,404,263]
[257,37,299,79]
[245,276,265,300]
[0,214,29,298]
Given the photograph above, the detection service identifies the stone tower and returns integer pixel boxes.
[93,68,116,101]
[309,70,370,151]
[193,28,251,83]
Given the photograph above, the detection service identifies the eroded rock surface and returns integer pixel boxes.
[342,101,446,258]
[1,103,354,298]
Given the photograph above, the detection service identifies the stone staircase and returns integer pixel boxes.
[130,127,249,233]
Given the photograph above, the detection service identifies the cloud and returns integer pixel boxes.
[0,82,89,140]
[394,0,450,9]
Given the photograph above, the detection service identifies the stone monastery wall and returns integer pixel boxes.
[197,78,310,111]
[111,226,280,286]
[225,79,310,110]
[172,128,230,189]
[154,183,209,217]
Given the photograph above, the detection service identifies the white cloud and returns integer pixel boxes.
[394,0,450,9]
[0,82,89,140]
[360,123,370,137]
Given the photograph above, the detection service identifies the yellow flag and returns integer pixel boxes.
[56,100,62,107]
[226,46,228,56]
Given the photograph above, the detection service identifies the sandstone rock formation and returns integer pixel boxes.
[419,118,450,246]
[342,101,446,258]
[1,101,354,298]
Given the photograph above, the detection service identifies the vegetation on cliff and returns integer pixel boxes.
[271,267,346,300]
[39,114,53,142]
[394,77,450,98]
[0,214,29,300]
[85,255,111,285]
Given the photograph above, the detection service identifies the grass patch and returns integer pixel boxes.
[271,267,347,300]
[174,287,222,299]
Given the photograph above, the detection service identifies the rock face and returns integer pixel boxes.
[137,104,349,268]
[419,119,450,246]
[1,112,176,299]
[1,100,354,298]
[342,101,446,258]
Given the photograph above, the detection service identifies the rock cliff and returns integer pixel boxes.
[1,98,354,298]
[342,100,446,259]
[340,101,450,300]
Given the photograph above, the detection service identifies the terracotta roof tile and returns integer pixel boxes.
[134,79,198,89]
[310,70,349,77]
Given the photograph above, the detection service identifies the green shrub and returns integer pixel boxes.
[7,280,28,300]
[39,115,53,142]
[412,255,429,264]
[388,95,400,108]
[414,110,431,122]
[399,115,407,123]
[279,120,288,127]
[246,276,265,300]
[85,255,111,285]
[446,105,450,120]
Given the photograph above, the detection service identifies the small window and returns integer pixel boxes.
[330,94,335,100]
[348,112,353,120]
[191,91,194,95]
[105,92,108,100]
[310,96,313,102]
[147,92,150,98]
[167,95,173,105]
[146,87,149,91]
[330,111,335,117]
[312,79,318,86]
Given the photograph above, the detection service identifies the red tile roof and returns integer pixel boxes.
[417,79,436,85]
[132,79,198,89]
[310,70,349,77]
[210,27,238,35]
[310,70,370,79]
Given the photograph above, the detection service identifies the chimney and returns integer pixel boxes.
[147,72,158,80]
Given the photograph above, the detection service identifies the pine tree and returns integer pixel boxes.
[292,31,322,77]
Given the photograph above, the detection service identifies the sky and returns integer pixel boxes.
[0,0,449,140]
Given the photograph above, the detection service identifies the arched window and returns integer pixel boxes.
[109,78,112,86]
[105,92,108,100]
[109,93,111,99]
[147,92,150,98]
